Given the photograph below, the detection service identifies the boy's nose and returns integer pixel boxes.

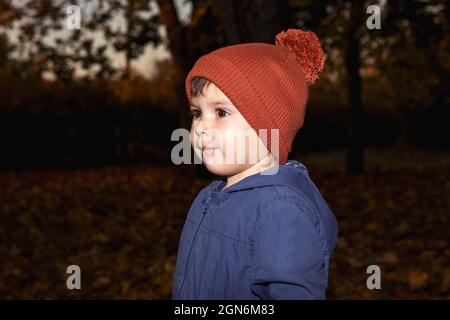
[195,117,215,136]
[194,124,216,148]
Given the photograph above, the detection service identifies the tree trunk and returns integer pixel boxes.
[345,0,365,175]
[156,0,201,178]
[124,0,135,79]
[214,0,290,44]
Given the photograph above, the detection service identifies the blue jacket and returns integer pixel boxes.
[171,160,338,300]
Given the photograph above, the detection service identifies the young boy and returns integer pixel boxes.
[172,29,338,300]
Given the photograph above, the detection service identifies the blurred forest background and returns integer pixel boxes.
[0,0,449,299]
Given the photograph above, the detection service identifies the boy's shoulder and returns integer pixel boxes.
[255,183,321,216]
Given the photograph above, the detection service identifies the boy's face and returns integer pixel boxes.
[189,82,271,177]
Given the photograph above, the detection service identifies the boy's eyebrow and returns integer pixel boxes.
[189,100,232,108]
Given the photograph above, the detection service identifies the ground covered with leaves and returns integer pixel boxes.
[0,148,449,299]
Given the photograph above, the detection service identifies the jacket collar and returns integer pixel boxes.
[208,159,310,194]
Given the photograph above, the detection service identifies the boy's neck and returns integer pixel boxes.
[221,155,278,191]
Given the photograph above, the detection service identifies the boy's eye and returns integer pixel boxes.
[189,109,201,119]
[216,108,230,118]
[189,108,230,119]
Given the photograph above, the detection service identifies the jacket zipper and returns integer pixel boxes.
[176,194,213,297]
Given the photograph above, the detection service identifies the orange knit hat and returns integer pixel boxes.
[185,29,325,165]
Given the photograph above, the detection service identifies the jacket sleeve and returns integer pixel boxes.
[250,199,329,300]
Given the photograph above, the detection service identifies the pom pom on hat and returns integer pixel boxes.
[275,28,325,85]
